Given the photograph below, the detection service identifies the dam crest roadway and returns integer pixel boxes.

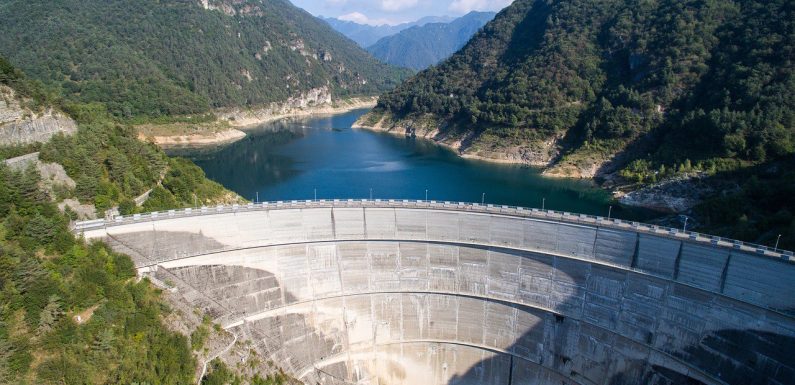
[75,200,795,385]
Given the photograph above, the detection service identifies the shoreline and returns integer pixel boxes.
[353,117,609,177]
[140,97,378,149]
[222,97,377,129]
[139,129,247,149]
[352,118,549,167]
[352,119,694,214]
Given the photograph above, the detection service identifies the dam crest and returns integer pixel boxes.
[76,200,795,385]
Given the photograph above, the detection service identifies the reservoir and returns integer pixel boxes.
[177,109,642,219]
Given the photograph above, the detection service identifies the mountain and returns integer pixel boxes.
[361,0,794,181]
[321,15,453,48]
[0,0,411,119]
[367,11,496,71]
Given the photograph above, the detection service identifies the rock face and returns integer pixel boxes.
[0,85,76,146]
[353,113,560,167]
[4,152,97,219]
[617,174,722,213]
[218,87,376,128]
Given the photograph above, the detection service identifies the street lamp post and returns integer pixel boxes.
[683,216,689,232]
[314,188,317,201]
[256,191,259,204]
[608,205,612,220]
[481,193,485,205]
[542,198,546,211]
[370,188,373,200]
[775,234,782,252]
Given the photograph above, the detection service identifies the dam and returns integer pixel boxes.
[75,200,795,385]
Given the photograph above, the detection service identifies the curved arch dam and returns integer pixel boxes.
[77,201,795,385]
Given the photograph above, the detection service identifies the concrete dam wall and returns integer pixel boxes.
[77,201,795,385]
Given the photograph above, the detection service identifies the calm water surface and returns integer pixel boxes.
[176,109,647,219]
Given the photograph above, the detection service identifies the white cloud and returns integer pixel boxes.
[338,11,399,26]
[449,0,513,14]
[380,0,418,11]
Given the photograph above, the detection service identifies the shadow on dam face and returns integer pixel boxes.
[93,207,795,385]
[151,245,795,385]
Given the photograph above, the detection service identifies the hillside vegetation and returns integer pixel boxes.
[367,12,496,71]
[0,0,410,119]
[0,56,286,384]
[366,0,793,179]
[0,70,194,384]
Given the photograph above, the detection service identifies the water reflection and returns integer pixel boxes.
[175,109,650,220]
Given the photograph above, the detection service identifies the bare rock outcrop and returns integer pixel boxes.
[616,173,726,213]
[0,85,76,146]
[217,87,375,128]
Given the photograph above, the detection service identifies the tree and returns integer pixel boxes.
[37,295,62,335]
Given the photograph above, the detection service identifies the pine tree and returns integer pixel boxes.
[37,295,62,335]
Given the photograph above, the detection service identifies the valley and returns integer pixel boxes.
[0,0,793,384]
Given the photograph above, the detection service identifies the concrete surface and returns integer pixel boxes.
[77,202,795,385]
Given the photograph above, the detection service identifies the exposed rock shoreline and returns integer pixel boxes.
[142,89,377,149]
[614,173,729,213]
[354,114,721,214]
[352,114,558,167]
[140,128,247,149]
[218,88,377,129]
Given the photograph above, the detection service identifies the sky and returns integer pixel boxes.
[290,0,514,25]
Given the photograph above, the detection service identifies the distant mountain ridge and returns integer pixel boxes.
[321,16,453,48]
[0,0,410,119]
[367,11,496,70]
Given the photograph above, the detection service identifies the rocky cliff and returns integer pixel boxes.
[217,86,375,128]
[0,85,76,146]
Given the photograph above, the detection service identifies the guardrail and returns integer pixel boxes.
[73,199,794,262]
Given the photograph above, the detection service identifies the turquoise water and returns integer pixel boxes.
[178,109,647,219]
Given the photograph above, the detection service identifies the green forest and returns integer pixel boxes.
[374,0,793,167]
[0,56,262,383]
[368,0,794,248]
[0,147,198,383]
[0,0,410,120]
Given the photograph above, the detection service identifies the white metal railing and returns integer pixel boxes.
[72,199,794,262]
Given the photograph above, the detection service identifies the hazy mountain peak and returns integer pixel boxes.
[366,11,496,70]
[321,14,455,48]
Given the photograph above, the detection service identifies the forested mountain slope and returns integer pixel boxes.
[1,54,295,384]
[0,0,410,119]
[367,11,496,71]
[361,0,794,181]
